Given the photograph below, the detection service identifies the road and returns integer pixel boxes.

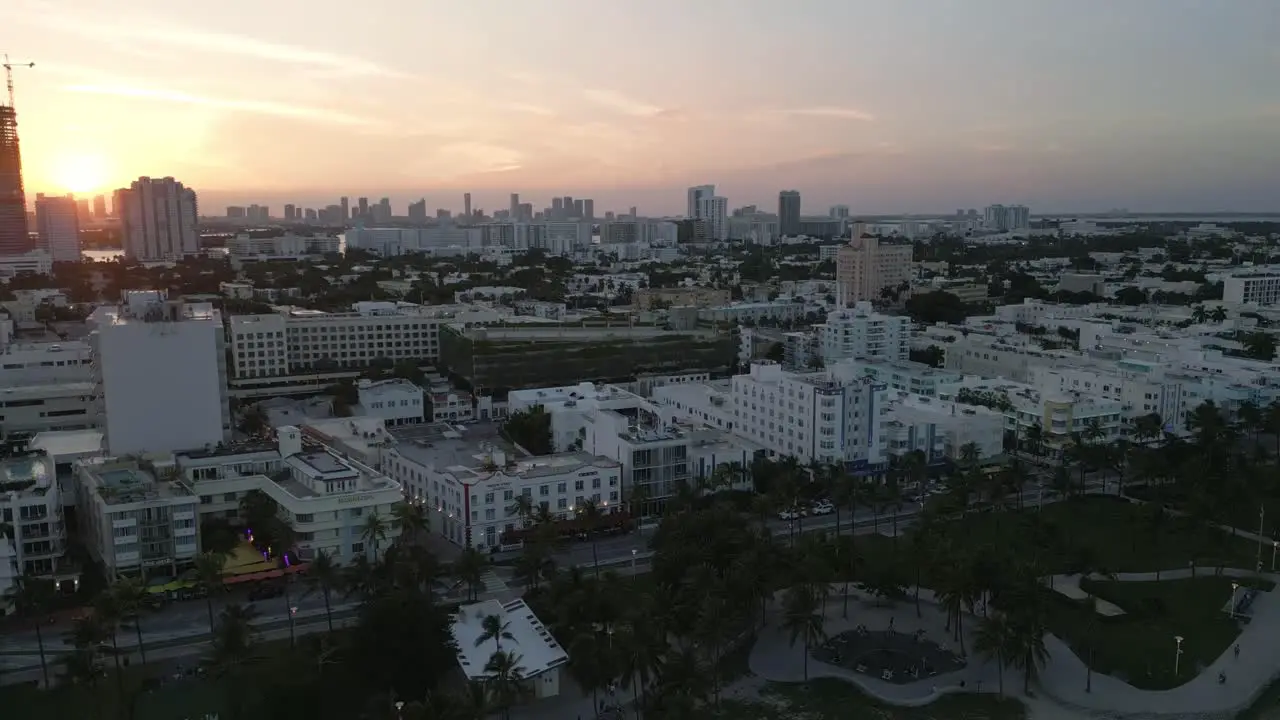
[1,468,1114,681]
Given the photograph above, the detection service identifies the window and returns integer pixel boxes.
[574,480,584,491]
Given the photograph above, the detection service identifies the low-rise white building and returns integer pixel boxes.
[881,393,1004,463]
[452,598,568,699]
[940,378,1124,456]
[383,425,623,550]
[76,457,201,579]
[174,426,402,563]
[0,453,69,582]
[356,378,425,426]
[819,302,910,364]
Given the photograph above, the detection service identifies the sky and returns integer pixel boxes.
[4,0,1279,215]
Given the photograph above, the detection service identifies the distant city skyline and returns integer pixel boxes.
[4,0,1279,213]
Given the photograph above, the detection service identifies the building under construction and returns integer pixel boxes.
[0,103,30,255]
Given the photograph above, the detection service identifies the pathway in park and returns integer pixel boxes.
[747,571,1280,719]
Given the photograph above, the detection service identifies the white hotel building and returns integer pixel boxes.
[0,341,96,441]
[226,302,443,379]
[383,425,623,551]
[1,453,69,582]
[90,291,231,457]
[174,427,402,563]
[819,302,910,364]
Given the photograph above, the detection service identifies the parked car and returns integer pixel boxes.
[809,501,835,516]
[778,507,807,521]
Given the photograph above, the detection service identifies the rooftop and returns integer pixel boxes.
[81,461,194,505]
[0,454,55,496]
[357,378,422,398]
[452,598,568,681]
[30,429,104,459]
[450,324,718,342]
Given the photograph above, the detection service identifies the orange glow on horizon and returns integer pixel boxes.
[48,152,113,196]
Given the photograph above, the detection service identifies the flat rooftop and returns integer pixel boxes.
[30,429,104,458]
[452,598,568,681]
[0,454,55,495]
[85,464,192,505]
[450,324,718,341]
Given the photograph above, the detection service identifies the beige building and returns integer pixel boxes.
[836,237,914,302]
[634,286,730,310]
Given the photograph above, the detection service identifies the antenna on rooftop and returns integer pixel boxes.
[3,55,35,108]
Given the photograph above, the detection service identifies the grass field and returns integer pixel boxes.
[934,496,1258,575]
[0,672,228,720]
[1042,576,1273,690]
[712,679,1026,720]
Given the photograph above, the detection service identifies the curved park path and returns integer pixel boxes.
[747,570,1280,720]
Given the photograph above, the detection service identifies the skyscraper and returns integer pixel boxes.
[687,185,714,219]
[0,103,31,255]
[778,190,801,237]
[583,199,594,221]
[284,204,296,221]
[35,194,81,262]
[464,193,472,218]
[92,194,108,218]
[358,197,369,218]
[118,177,199,260]
[573,199,584,219]
[697,196,728,241]
[339,196,349,222]
[510,193,519,219]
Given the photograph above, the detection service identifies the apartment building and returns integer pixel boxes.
[835,237,914,302]
[226,302,442,379]
[698,301,808,325]
[940,378,1124,456]
[0,453,69,581]
[226,233,342,261]
[633,286,730,310]
[1223,271,1280,306]
[880,393,1004,463]
[819,302,910,363]
[0,341,97,440]
[356,378,425,426]
[90,292,231,456]
[174,427,402,563]
[385,429,623,551]
[832,358,962,398]
[729,361,890,469]
[76,457,201,579]
[942,334,1073,383]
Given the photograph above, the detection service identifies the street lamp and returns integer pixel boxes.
[1230,582,1240,619]
[631,548,637,574]
[395,700,405,719]
[1272,541,1277,572]
[1174,636,1184,676]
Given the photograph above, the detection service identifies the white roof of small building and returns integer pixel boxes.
[451,598,568,681]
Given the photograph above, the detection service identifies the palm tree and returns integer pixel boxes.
[453,548,489,601]
[576,498,604,578]
[974,612,1017,696]
[5,574,55,687]
[1009,609,1051,694]
[391,501,429,544]
[194,552,227,636]
[92,587,126,695]
[303,550,343,634]
[362,512,389,559]
[112,576,151,665]
[507,494,536,529]
[476,613,516,653]
[484,650,528,720]
[781,586,826,682]
[209,603,260,720]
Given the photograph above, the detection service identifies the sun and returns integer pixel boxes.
[51,153,111,195]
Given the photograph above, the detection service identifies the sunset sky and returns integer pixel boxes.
[4,0,1278,214]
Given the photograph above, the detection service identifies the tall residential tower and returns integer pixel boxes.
[118,177,199,260]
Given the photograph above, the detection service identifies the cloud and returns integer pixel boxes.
[782,107,876,121]
[64,84,380,127]
[20,2,405,79]
[583,89,664,117]
[497,102,556,117]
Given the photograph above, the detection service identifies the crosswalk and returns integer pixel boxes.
[479,570,515,601]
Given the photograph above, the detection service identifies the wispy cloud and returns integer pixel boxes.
[497,102,556,117]
[782,107,876,121]
[583,89,664,117]
[65,84,379,127]
[20,2,405,79]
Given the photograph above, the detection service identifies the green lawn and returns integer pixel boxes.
[1042,576,1273,690]
[712,679,1025,720]
[1125,485,1280,542]
[937,496,1257,574]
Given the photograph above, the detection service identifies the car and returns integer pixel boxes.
[777,507,806,521]
[809,501,835,516]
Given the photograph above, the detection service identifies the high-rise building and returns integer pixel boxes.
[509,193,520,219]
[829,205,850,219]
[0,104,31,255]
[374,198,392,223]
[226,206,246,219]
[76,198,92,223]
[339,196,349,222]
[118,177,199,260]
[687,185,715,219]
[89,291,231,456]
[93,194,108,218]
[696,196,728,241]
[583,199,594,221]
[284,204,296,221]
[35,193,81,262]
[836,237,915,303]
[464,193,472,218]
[408,199,427,222]
[778,190,801,236]
[358,197,369,218]
[983,204,1030,232]
[573,199,584,219]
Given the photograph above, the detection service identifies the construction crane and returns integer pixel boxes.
[3,54,35,108]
